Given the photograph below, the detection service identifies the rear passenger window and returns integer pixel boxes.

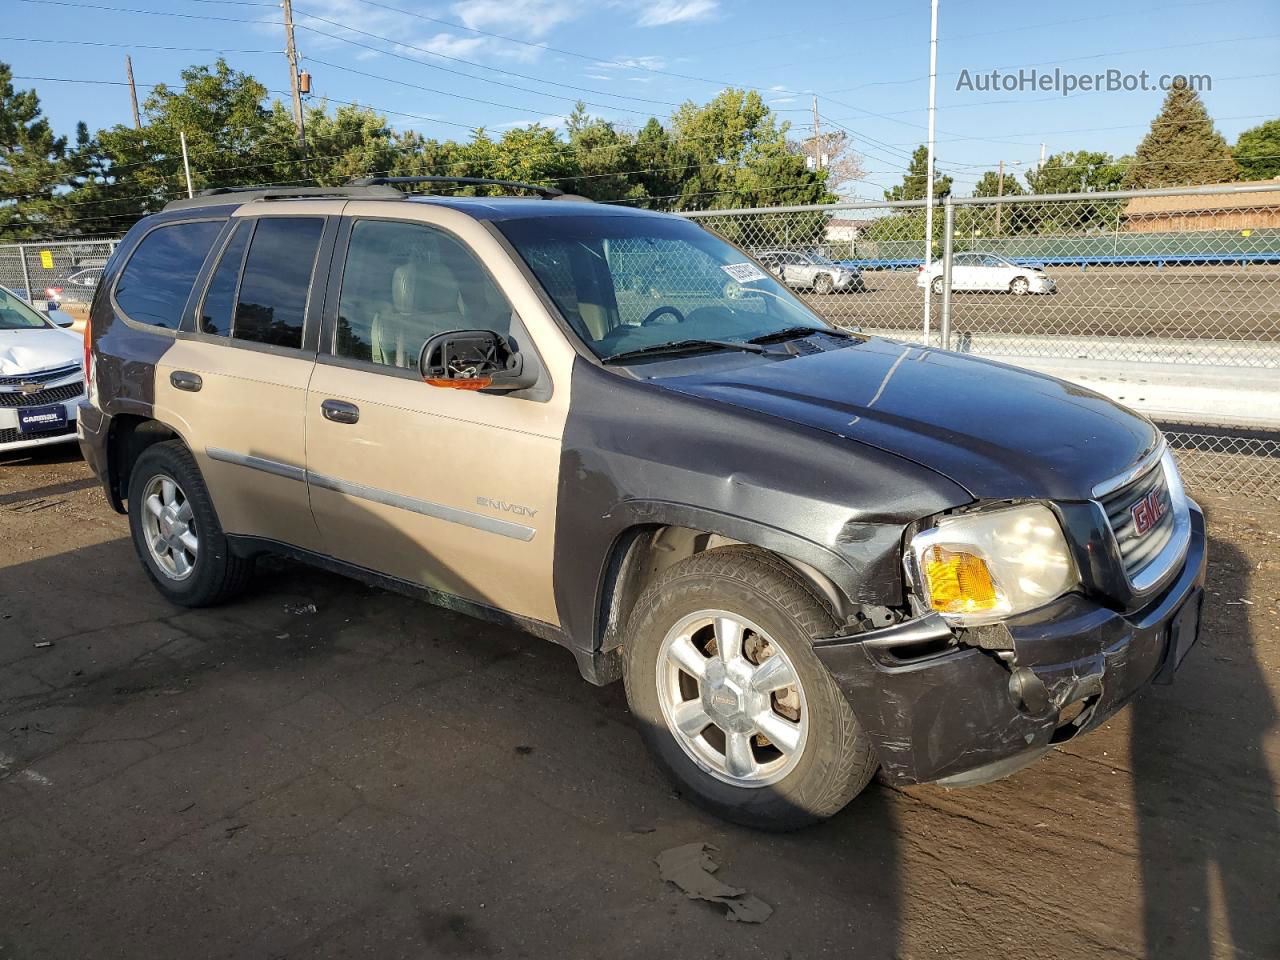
[115,220,223,329]
[199,222,249,336]
[334,220,512,369]
[232,217,324,350]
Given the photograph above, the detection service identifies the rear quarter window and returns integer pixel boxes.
[113,219,224,330]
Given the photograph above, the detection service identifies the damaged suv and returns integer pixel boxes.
[79,178,1206,829]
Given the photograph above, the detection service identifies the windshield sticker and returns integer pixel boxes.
[721,262,767,284]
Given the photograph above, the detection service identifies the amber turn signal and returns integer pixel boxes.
[921,545,1000,615]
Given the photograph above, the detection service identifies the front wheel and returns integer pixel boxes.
[127,440,254,607]
[623,547,877,830]
[1010,276,1030,295]
[813,273,834,294]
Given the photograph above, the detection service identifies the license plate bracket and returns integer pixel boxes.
[16,404,68,435]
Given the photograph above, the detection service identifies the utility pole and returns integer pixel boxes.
[180,131,194,198]
[1039,142,1046,170]
[811,96,822,171]
[282,0,306,150]
[922,0,939,341]
[995,158,1004,235]
[125,55,141,130]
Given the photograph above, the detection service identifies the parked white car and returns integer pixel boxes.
[918,253,1056,295]
[0,285,85,453]
[757,251,864,294]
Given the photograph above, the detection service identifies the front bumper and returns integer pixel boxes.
[815,501,1207,786]
[0,391,85,452]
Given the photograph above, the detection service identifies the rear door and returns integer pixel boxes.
[156,202,340,551]
[303,203,574,627]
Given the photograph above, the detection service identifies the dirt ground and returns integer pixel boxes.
[1,446,1277,960]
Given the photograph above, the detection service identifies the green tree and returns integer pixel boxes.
[1123,81,1237,188]
[666,88,833,213]
[972,169,1024,198]
[1234,119,1280,181]
[0,64,76,237]
[884,145,952,202]
[1024,151,1126,194]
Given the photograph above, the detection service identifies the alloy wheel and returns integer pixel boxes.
[656,610,808,787]
[141,474,198,580]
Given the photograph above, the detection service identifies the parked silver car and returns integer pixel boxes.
[757,251,864,294]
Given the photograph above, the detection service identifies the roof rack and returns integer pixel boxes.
[162,183,403,211]
[348,175,581,200]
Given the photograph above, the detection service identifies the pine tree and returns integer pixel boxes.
[885,145,952,201]
[1123,80,1237,188]
[0,64,73,237]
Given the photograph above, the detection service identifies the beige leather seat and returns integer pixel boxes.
[370,259,467,368]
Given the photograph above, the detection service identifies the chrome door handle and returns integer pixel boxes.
[321,399,359,424]
[170,371,202,392]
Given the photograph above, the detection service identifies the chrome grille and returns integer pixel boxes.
[0,381,84,408]
[1101,462,1176,579]
[0,364,80,386]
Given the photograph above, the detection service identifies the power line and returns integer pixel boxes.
[0,35,277,54]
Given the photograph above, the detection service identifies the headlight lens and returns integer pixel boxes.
[909,503,1078,624]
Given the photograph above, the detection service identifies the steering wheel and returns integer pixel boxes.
[641,305,686,326]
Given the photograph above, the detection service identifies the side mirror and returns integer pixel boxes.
[418,329,536,392]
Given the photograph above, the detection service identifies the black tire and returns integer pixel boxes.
[623,547,877,830]
[127,440,254,607]
[813,273,834,294]
[1010,276,1030,295]
[930,276,944,296]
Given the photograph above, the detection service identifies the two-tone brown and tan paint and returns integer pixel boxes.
[147,199,573,627]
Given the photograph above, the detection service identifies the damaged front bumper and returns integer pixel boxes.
[814,502,1207,787]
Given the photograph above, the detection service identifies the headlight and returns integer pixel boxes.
[908,503,1078,625]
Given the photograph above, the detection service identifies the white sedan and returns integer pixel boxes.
[918,253,1056,295]
[0,285,85,454]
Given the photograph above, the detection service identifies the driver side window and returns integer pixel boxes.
[334,219,512,369]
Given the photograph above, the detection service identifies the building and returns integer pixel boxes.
[824,218,874,243]
[1123,179,1280,232]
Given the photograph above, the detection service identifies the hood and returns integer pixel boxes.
[657,338,1159,501]
[0,326,82,377]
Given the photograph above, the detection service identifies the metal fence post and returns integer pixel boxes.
[18,242,33,302]
[940,198,955,351]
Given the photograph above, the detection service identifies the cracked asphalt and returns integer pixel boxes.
[2,446,1278,959]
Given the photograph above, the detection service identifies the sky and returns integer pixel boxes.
[5,0,1280,200]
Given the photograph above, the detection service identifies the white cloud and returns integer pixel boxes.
[451,0,583,39]
[497,114,569,129]
[594,54,669,71]
[635,0,718,27]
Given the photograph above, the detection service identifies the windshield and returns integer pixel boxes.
[0,287,53,331]
[496,214,829,361]
[807,253,836,265]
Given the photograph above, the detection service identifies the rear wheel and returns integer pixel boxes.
[127,440,253,607]
[813,273,834,294]
[623,547,877,830]
[930,276,945,296]
[1010,276,1030,295]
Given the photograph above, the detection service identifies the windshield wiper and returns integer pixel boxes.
[747,325,855,345]
[602,338,766,364]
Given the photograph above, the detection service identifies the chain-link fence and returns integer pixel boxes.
[685,183,1280,498]
[0,237,118,307]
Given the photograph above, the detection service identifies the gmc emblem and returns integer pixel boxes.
[1130,489,1168,535]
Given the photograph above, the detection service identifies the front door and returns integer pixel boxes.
[303,207,572,627]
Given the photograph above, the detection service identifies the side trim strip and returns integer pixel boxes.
[203,447,536,541]
[206,446,306,482]
[307,471,536,542]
